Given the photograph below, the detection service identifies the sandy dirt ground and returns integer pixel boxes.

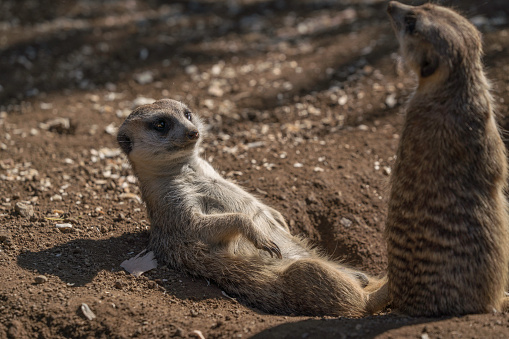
[1,0,509,338]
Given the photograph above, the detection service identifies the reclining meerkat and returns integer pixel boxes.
[117,99,389,316]
[385,1,509,316]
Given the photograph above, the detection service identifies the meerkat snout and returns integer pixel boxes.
[117,132,133,154]
[187,130,199,140]
[387,1,413,27]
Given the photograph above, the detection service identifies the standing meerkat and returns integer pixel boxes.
[385,1,509,316]
[117,99,389,316]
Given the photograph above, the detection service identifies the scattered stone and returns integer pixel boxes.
[131,97,155,109]
[15,202,34,218]
[98,147,121,158]
[114,281,125,289]
[208,84,224,97]
[0,232,10,243]
[340,217,353,227]
[313,167,324,172]
[185,65,198,74]
[385,93,397,108]
[79,303,96,321]
[338,95,348,106]
[305,193,318,205]
[202,99,215,109]
[119,193,142,203]
[133,71,154,85]
[357,124,369,131]
[190,330,206,339]
[34,275,48,284]
[55,223,73,233]
[88,94,100,103]
[7,320,27,338]
[105,123,117,135]
[40,118,76,135]
[383,166,392,176]
[293,163,303,168]
[51,194,63,201]
[246,141,264,148]
[40,102,53,110]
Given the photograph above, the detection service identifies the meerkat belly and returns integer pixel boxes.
[187,178,313,259]
[387,194,507,315]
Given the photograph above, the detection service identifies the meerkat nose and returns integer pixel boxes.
[187,130,200,140]
[387,1,411,17]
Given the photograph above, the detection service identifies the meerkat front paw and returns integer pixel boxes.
[247,232,282,259]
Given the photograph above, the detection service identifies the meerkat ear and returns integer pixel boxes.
[420,53,439,77]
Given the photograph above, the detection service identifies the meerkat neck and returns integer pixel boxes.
[132,151,199,179]
[134,155,200,216]
[415,69,492,116]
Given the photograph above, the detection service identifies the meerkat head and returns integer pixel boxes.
[117,99,204,175]
[387,1,482,85]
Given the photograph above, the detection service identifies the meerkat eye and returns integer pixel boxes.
[184,110,192,121]
[153,119,167,132]
[404,14,417,34]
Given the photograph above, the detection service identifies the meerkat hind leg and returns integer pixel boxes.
[280,258,368,317]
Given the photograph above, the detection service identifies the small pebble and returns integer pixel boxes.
[51,194,63,201]
[133,71,154,85]
[385,93,397,108]
[15,202,34,218]
[55,223,73,233]
[340,218,353,227]
[131,97,155,109]
[80,303,96,321]
[208,84,224,97]
[190,330,206,339]
[34,275,48,284]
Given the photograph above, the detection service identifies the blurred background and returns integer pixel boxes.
[1,1,509,337]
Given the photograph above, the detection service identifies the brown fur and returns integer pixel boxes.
[386,1,509,316]
[117,99,389,316]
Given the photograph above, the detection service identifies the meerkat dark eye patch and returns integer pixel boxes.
[150,118,172,134]
[420,54,439,77]
[184,109,192,121]
[154,119,166,131]
[117,132,133,154]
[404,13,417,34]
